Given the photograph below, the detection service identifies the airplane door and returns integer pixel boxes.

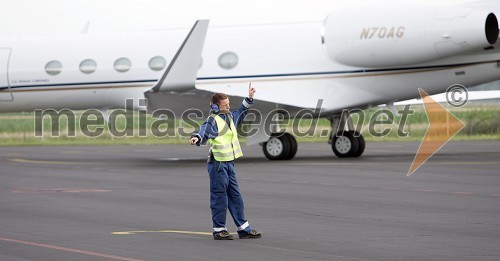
[0,48,13,101]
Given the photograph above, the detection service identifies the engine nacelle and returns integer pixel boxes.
[322,6,499,68]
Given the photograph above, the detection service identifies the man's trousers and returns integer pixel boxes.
[207,160,247,231]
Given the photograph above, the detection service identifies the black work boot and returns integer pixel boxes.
[238,229,262,239]
[213,230,234,240]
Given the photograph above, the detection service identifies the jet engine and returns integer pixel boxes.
[322,6,499,67]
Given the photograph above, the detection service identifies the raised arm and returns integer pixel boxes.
[232,83,256,126]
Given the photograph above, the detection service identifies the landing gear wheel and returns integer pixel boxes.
[332,131,360,158]
[263,133,290,160]
[352,131,365,158]
[263,133,298,160]
[283,133,298,160]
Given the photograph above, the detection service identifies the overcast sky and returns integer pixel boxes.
[0,0,333,36]
[0,0,473,36]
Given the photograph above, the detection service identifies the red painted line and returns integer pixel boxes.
[0,236,144,261]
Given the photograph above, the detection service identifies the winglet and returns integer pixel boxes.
[150,19,209,92]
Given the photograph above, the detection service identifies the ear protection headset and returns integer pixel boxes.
[210,103,220,114]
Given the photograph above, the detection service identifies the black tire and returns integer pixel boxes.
[282,133,298,160]
[332,131,360,158]
[351,131,365,158]
[263,133,291,160]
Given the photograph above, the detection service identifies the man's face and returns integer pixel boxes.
[218,98,230,114]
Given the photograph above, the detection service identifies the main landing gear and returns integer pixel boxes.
[261,112,365,160]
[331,130,365,158]
[328,113,365,158]
[262,132,298,160]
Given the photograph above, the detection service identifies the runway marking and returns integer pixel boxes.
[290,181,309,184]
[451,192,474,195]
[254,178,486,197]
[10,187,111,193]
[9,158,87,165]
[12,158,497,167]
[159,157,206,161]
[423,161,500,165]
[111,230,371,260]
[382,187,402,190]
[289,161,500,166]
[1,153,22,157]
[0,236,143,261]
[288,162,405,166]
[112,230,235,236]
[60,150,84,154]
[418,189,438,192]
[7,157,500,168]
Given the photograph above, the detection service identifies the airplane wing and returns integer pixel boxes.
[148,19,209,93]
[144,19,209,112]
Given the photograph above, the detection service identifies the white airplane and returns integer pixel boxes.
[0,1,499,160]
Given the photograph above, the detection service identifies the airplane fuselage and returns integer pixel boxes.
[1,4,499,114]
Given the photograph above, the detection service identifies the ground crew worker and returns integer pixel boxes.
[190,84,261,240]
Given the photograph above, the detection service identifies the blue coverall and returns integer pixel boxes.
[193,97,254,232]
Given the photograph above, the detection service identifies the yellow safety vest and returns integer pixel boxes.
[209,114,243,162]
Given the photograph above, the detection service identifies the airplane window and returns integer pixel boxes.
[45,60,63,76]
[114,57,131,73]
[148,56,166,71]
[79,59,97,74]
[218,52,238,70]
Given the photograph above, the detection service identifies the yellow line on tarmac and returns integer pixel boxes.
[425,161,500,165]
[291,161,500,166]
[112,230,235,236]
[9,158,86,165]
[1,153,22,157]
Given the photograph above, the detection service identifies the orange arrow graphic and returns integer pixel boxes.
[408,89,465,176]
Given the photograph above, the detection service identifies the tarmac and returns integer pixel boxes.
[0,141,499,261]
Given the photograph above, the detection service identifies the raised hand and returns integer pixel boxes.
[249,82,256,99]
